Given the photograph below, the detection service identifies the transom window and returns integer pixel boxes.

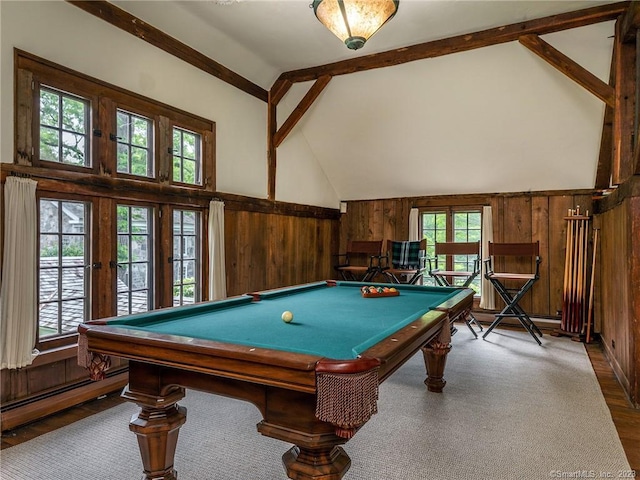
[116,109,154,177]
[173,127,202,185]
[39,87,90,167]
[38,199,90,338]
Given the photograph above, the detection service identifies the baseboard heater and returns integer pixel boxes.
[1,369,128,432]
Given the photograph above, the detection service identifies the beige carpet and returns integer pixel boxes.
[0,328,631,479]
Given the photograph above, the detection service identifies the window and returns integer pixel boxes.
[39,87,90,167]
[19,51,215,187]
[172,209,201,306]
[18,51,214,347]
[38,199,90,339]
[173,127,202,185]
[421,208,482,294]
[117,109,154,177]
[117,205,154,315]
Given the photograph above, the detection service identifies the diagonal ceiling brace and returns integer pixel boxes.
[273,76,332,148]
[518,34,615,107]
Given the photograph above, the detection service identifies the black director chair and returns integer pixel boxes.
[483,242,543,345]
[428,241,482,338]
[334,240,383,282]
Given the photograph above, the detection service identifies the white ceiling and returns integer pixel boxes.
[112,0,617,201]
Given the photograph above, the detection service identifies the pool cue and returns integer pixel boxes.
[575,217,586,333]
[586,229,598,344]
[567,211,577,331]
[571,215,581,332]
[577,218,587,333]
[562,210,573,330]
[582,219,590,333]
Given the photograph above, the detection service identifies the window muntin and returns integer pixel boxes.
[38,199,90,338]
[172,209,201,306]
[116,109,154,178]
[452,211,482,293]
[39,87,90,167]
[17,52,214,348]
[172,127,202,185]
[421,211,447,286]
[421,209,482,294]
[117,205,154,315]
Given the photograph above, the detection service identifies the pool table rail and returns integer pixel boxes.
[76,281,475,480]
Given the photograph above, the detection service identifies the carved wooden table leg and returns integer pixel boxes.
[421,339,452,393]
[258,417,351,480]
[123,387,187,480]
[282,444,351,480]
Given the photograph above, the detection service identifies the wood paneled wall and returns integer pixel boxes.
[339,190,594,319]
[1,195,340,428]
[224,209,339,296]
[594,180,640,407]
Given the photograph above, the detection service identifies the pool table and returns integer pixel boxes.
[78,280,473,480]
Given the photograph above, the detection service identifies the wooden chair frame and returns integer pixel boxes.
[380,239,427,285]
[483,242,543,344]
[428,241,482,337]
[334,240,383,282]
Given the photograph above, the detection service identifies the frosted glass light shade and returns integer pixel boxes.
[312,0,399,50]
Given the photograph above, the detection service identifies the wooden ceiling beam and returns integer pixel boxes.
[621,0,640,42]
[67,0,268,102]
[270,79,293,106]
[278,2,629,84]
[595,40,616,191]
[612,16,637,184]
[518,34,615,107]
[273,76,332,148]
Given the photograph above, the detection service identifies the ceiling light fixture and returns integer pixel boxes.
[311,0,399,51]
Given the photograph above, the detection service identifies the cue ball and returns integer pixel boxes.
[281,311,294,323]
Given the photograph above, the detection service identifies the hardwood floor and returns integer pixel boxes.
[1,340,639,474]
[585,342,640,473]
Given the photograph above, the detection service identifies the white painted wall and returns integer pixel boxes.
[276,81,340,207]
[289,22,614,200]
[0,1,614,206]
[0,0,339,207]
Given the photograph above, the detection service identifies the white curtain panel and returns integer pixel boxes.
[1,177,39,369]
[479,205,496,310]
[408,208,423,284]
[208,200,227,301]
[408,208,420,241]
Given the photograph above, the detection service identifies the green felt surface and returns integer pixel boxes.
[107,282,460,359]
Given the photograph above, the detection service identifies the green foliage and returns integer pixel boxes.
[39,88,87,166]
[174,279,195,300]
[172,128,199,185]
[40,243,84,258]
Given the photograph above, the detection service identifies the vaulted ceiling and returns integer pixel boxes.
[105,1,622,201]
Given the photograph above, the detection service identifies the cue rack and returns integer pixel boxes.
[553,207,598,343]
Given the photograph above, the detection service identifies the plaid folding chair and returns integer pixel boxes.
[381,239,426,285]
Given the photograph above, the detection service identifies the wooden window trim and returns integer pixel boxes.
[15,49,216,192]
[36,191,95,351]
[420,206,483,280]
[15,47,216,351]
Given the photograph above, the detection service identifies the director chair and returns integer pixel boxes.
[483,241,543,345]
[428,241,482,337]
[334,240,383,282]
[380,239,427,285]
